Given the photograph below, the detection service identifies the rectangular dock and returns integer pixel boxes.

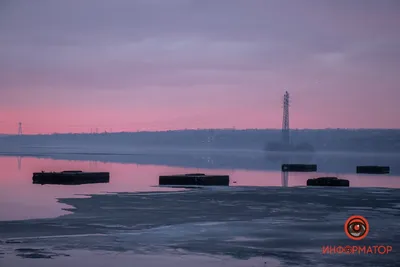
[356,166,390,174]
[307,177,349,187]
[32,170,110,185]
[159,173,229,186]
[281,164,317,172]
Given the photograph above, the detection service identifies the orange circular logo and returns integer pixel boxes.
[344,215,369,240]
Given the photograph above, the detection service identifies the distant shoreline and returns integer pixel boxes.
[1,148,400,156]
[1,128,400,136]
[1,128,399,153]
[1,148,399,175]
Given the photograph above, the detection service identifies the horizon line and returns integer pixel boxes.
[2,127,400,136]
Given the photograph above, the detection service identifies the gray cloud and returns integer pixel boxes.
[1,0,400,93]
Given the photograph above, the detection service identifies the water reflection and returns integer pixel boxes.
[88,160,98,168]
[17,156,22,171]
[281,172,288,187]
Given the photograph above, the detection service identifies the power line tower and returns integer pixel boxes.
[281,91,290,145]
[18,122,23,135]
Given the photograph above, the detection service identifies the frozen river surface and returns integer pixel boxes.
[0,186,399,267]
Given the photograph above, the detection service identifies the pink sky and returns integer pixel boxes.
[1,0,400,134]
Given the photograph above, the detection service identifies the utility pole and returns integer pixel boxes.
[18,122,22,135]
[281,91,290,145]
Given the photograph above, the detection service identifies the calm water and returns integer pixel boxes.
[0,155,400,221]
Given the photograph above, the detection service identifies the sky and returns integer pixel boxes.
[1,0,400,134]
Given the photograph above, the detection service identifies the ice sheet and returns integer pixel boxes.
[1,187,399,266]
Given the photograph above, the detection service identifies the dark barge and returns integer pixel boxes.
[159,173,229,186]
[307,177,349,187]
[282,164,317,172]
[32,170,110,185]
[356,166,390,174]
